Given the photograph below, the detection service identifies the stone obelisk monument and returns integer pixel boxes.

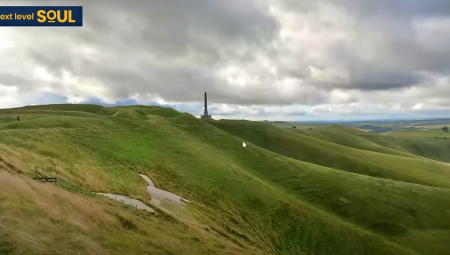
[201,92,212,118]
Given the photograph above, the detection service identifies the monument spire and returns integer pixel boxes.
[204,92,208,116]
[201,92,212,118]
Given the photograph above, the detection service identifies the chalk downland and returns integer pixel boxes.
[1,104,449,255]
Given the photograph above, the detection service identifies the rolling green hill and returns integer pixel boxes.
[295,126,450,162]
[206,120,450,188]
[384,130,450,138]
[1,104,450,255]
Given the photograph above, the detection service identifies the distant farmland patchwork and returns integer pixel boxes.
[267,119,450,137]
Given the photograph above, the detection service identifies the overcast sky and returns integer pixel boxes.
[1,0,449,121]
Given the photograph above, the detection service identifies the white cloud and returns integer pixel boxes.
[412,103,425,110]
[0,85,19,108]
[414,17,450,52]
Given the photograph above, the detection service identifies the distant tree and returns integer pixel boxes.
[309,128,313,130]
[293,126,296,128]
[442,126,448,132]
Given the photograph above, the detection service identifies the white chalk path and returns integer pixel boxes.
[139,174,191,207]
[98,174,190,214]
[97,193,156,213]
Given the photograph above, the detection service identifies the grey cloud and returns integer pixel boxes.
[28,92,68,105]
[3,0,282,103]
[350,68,421,90]
[1,0,449,110]
[331,45,423,90]
[274,0,450,91]
[0,71,30,87]
[79,0,280,61]
[344,1,450,75]
[97,65,221,102]
[340,0,450,19]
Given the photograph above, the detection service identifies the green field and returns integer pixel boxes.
[384,130,450,138]
[294,126,450,163]
[1,104,450,255]
[339,119,450,133]
[265,121,325,129]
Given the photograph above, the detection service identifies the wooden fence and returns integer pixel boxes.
[33,166,57,183]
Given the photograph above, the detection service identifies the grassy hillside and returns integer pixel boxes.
[1,104,117,116]
[206,120,450,188]
[293,126,419,156]
[266,121,323,129]
[112,105,182,120]
[296,126,450,162]
[1,104,449,255]
[0,171,256,255]
[384,130,450,138]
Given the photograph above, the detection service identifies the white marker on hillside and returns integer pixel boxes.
[243,142,247,148]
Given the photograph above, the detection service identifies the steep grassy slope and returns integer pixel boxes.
[296,126,450,162]
[1,105,449,255]
[1,108,267,255]
[206,120,450,189]
[1,171,258,255]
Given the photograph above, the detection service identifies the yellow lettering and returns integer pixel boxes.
[57,10,67,22]
[8,13,33,20]
[37,10,46,22]
[17,14,30,20]
[68,10,75,23]
[47,10,56,22]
